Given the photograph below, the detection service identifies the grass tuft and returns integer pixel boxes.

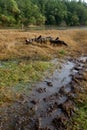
[59,49,66,55]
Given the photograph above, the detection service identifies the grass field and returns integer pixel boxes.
[0,29,87,60]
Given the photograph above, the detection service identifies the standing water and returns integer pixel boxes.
[0,56,87,130]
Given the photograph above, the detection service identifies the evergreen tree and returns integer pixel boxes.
[0,0,87,26]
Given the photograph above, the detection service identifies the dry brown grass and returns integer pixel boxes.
[0,29,87,60]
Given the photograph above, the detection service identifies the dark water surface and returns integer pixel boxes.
[0,56,87,130]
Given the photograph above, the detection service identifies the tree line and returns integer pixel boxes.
[0,0,87,27]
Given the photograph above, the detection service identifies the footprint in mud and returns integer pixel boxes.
[59,86,66,94]
[46,81,53,87]
[30,99,39,105]
[36,88,46,93]
[43,91,61,103]
[47,102,59,114]
[0,56,87,130]
[58,99,75,117]
[52,114,67,130]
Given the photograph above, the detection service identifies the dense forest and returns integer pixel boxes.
[0,0,87,27]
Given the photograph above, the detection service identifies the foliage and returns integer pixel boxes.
[0,0,87,26]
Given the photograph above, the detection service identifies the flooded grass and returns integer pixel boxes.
[0,60,52,105]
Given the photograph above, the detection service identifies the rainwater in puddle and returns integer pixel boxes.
[26,59,75,129]
[0,56,87,130]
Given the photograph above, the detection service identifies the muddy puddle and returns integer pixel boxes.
[0,56,87,130]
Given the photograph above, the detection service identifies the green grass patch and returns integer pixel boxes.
[0,60,52,105]
[0,60,51,86]
[71,102,87,130]
[59,50,66,55]
[67,79,87,130]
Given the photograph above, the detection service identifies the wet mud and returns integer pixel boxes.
[0,56,87,130]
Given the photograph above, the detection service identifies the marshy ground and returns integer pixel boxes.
[0,29,87,130]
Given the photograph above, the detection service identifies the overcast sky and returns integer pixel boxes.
[80,0,87,2]
[83,0,87,2]
[75,0,87,2]
[70,0,87,3]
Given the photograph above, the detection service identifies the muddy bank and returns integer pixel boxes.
[0,56,87,130]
